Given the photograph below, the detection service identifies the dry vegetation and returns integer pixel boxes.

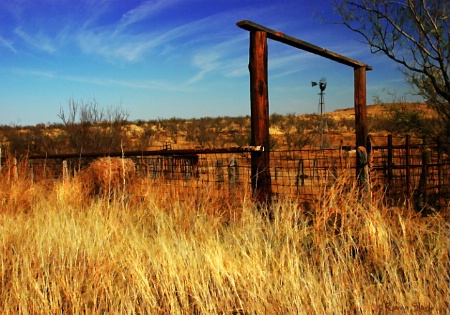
[0,165,448,314]
[0,102,448,313]
[80,157,136,197]
[1,102,434,156]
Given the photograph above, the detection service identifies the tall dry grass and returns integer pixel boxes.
[0,168,448,314]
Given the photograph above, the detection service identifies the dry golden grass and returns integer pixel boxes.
[0,168,448,314]
[80,157,136,197]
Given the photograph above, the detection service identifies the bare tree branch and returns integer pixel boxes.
[334,0,449,149]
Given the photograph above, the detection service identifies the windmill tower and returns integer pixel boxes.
[311,77,330,149]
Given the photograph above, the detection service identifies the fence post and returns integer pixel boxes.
[216,159,224,184]
[228,157,238,191]
[249,30,272,206]
[157,157,162,179]
[387,134,393,189]
[149,159,154,179]
[313,159,317,183]
[416,148,430,209]
[185,159,191,182]
[357,146,371,207]
[29,160,34,183]
[332,159,338,182]
[296,158,307,188]
[63,160,69,181]
[164,156,173,179]
[437,147,442,199]
[13,158,18,181]
[354,66,369,191]
[405,135,411,199]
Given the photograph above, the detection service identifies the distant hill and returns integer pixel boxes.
[329,102,430,120]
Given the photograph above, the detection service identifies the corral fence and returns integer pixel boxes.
[0,20,378,209]
[2,134,449,210]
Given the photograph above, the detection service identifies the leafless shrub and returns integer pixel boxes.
[58,98,130,153]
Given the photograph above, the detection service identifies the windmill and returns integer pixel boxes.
[311,78,329,148]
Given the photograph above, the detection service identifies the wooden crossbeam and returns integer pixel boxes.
[28,146,264,160]
[237,20,372,70]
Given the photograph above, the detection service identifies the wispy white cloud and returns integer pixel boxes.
[77,30,157,62]
[0,36,17,53]
[117,0,181,31]
[225,65,247,78]
[14,28,56,54]
[65,74,193,92]
[77,12,218,62]
[11,66,193,92]
[12,67,55,78]
[268,51,316,76]
[185,51,221,85]
[76,2,261,64]
[184,33,250,83]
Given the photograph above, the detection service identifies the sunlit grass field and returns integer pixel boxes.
[0,170,448,314]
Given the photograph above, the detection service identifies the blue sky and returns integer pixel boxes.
[0,0,421,126]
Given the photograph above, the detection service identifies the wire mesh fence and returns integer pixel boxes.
[2,135,450,208]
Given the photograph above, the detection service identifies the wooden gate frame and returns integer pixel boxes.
[237,20,372,204]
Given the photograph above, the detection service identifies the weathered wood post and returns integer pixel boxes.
[228,157,238,192]
[216,159,224,184]
[185,159,191,181]
[416,148,430,209]
[62,160,69,181]
[354,66,369,183]
[357,146,371,206]
[296,158,306,188]
[249,30,272,205]
[13,158,18,181]
[387,134,393,189]
[29,160,34,183]
[405,135,411,199]
[237,20,372,206]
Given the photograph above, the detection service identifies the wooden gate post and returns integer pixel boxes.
[249,30,272,205]
[354,66,369,185]
[238,20,372,206]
